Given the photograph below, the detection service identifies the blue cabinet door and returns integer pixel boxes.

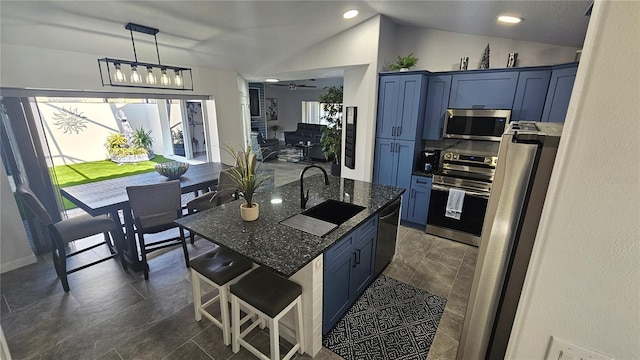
[376,76,400,138]
[423,75,452,140]
[541,65,578,122]
[396,140,416,221]
[512,70,552,121]
[373,138,398,186]
[406,176,432,225]
[396,74,427,141]
[449,72,519,109]
[351,228,376,298]
[323,244,354,335]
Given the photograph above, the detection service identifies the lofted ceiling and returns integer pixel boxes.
[0,1,591,83]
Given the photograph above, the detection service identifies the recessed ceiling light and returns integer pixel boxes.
[271,198,283,204]
[265,78,279,83]
[498,15,523,24]
[343,9,359,19]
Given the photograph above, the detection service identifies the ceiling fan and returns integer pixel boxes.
[272,80,316,90]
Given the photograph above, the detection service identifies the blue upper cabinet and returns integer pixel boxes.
[376,76,400,139]
[376,74,427,141]
[449,72,519,109]
[512,70,552,121]
[541,65,578,122]
[423,75,452,140]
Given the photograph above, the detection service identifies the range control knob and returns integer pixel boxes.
[444,153,452,159]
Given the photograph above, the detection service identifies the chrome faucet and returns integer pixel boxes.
[299,165,330,209]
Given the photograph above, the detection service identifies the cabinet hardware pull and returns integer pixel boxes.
[356,249,361,265]
[417,179,427,184]
[398,126,402,136]
[395,143,399,153]
[389,143,394,153]
[391,126,396,136]
[352,252,357,268]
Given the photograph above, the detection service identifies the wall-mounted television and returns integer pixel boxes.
[249,88,260,117]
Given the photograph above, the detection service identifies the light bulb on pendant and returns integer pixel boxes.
[174,70,183,87]
[114,63,126,82]
[130,65,142,83]
[160,68,171,86]
[146,67,157,84]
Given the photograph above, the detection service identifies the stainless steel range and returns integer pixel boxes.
[426,109,508,246]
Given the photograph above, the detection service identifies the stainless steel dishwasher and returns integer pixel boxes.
[374,197,401,276]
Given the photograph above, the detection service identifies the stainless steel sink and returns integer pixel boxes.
[279,199,366,237]
[302,199,365,225]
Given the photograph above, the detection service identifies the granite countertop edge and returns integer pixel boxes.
[176,174,405,278]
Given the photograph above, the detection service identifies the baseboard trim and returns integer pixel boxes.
[1,254,37,274]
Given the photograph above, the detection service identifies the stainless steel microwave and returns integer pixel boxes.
[443,109,511,141]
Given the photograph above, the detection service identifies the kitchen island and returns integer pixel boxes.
[176,174,404,356]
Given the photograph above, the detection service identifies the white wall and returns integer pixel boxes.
[507,1,640,359]
[0,162,37,273]
[262,16,383,181]
[38,102,166,166]
[264,85,328,141]
[394,27,579,72]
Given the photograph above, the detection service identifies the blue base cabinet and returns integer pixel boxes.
[323,216,378,335]
[406,176,432,225]
[449,72,519,109]
[423,75,452,140]
[512,70,552,121]
[542,64,578,122]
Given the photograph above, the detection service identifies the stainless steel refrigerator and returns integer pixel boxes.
[457,121,564,360]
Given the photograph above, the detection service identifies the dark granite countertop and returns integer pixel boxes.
[176,174,405,277]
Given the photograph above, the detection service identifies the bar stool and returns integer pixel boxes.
[190,247,253,346]
[230,267,304,360]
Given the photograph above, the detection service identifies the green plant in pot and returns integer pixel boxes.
[269,125,281,139]
[319,85,343,176]
[389,53,419,71]
[105,133,148,162]
[224,145,272,221]
[131,127,154,158]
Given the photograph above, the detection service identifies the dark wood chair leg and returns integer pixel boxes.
[179,227,189,268]
[59,246,70,292]
[138,232,149,280]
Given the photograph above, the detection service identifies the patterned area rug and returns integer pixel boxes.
[323,275,447,360]
[277,147,302,163]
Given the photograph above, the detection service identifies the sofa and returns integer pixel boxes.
[284,123,326,146]
[284,123,326,160]
[250,131,280,161]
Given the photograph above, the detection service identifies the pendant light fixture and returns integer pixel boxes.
[98,23,193,90]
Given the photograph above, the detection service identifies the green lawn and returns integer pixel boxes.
[54,155,174,210]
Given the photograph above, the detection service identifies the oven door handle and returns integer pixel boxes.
[431,184,491,199]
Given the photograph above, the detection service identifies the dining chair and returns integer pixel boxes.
[16,184,127,292]
[186,166,240,243]
[126,180,189,280]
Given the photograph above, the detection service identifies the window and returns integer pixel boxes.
[302,101,340,126]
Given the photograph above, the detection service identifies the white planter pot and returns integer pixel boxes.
[240,202,259,221]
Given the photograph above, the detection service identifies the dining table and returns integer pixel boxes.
[60,162,228,271]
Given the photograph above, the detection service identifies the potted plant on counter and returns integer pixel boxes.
[319,85,343,176]
[225,145,272,221]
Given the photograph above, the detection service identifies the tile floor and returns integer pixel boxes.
[1,158,476,360]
